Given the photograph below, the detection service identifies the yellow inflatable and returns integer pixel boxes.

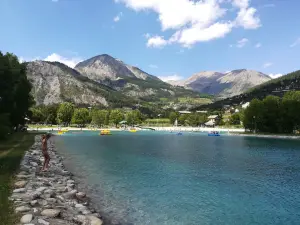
[100,130,111,135]
[129,129,137,133]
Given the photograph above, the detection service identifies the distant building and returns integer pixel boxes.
[196,111,208,113]
[205,115,220,127]
[178,111,192,114]
[242,102,250,109]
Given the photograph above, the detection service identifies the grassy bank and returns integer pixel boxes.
[0,133,36,225]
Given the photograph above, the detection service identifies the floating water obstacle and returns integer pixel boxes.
[100,130,111,135]
[57,128,69,135]
[129,128,137,133]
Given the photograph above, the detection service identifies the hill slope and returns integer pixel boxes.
[26,55,202,107]
[75,54,199,101]
[168,69,271,98]
[194,70,300,110]
[26,61,134,107]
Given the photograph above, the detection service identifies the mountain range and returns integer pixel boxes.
[167,70,271,98]
[26,55,198,107]
[194,70,300,111]
[25,54,273,108]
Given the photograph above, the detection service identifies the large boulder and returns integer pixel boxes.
[14,180,27,188]
[20,214,33,223]
[41,209,61,218]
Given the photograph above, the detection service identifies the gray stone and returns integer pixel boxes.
[63,190,77,199]
[15,206,31,213]
[33,208,39,215]
[30,162,38,167]
[75,203,85,208]
[82,210,92,215]
[74,214,88,222]
[30,191,42,200]
[46,198,57,204]
[38,219,50,225]
[30,200,38,206]
[13,188,26,193]
[20,214,33,223]
[16,174,31,179]
[15,180,27,188]
[41,209,61,218]
[56,195,64,202]
[87,215,103,225]
[36,187,47,193]
[76,192,86,199]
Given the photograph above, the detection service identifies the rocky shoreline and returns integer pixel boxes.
[10,135,103,225]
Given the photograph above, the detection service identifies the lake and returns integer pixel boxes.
[54,131,300,225]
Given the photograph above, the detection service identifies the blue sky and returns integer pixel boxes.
[0,0,299,81]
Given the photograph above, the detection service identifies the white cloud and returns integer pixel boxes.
[146,36,168,48]
[19,56,41,63]
[44,53,82,68]
[113,12,123,22]
[236,38,249,48]
[115,0,261,48]
[290,38,300,47]
[158,74,183,82]
[149,64,158,69]
[255,42,261,48]
[263,62,273,68]
[232,0,249,9]
[269,73,283,79]
[171,22,233,47]
[235,7,261,29]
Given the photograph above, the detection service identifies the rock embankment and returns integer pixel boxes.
[10,135,103,225]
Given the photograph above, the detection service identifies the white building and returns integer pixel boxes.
[242,102,250,109]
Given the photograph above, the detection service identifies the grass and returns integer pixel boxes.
[0,132,37,225]
[178,97,213,105]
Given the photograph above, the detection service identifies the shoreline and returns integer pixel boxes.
[230,133,300,140]
[10,135,104,225]
[28,126,245,133]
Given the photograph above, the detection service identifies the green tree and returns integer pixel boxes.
[282,91,300,132]
[42,104,59,124]
[243,99,264,132]
[91,110,108,127]
[30,107,45,123]
[229,113,241,125]
[110,109,124,127]
[261,96,281,133]
[57,102,74,125]
[72,108,89,125]
[0,52,33,134]
[169,112,179,125]
[126,110,142,126]
[178,114,189,125]
[0,114,11,140]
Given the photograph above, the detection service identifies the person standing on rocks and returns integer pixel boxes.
[41,134,51,172]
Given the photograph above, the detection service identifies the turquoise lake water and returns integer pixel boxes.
[55,131,300,225]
